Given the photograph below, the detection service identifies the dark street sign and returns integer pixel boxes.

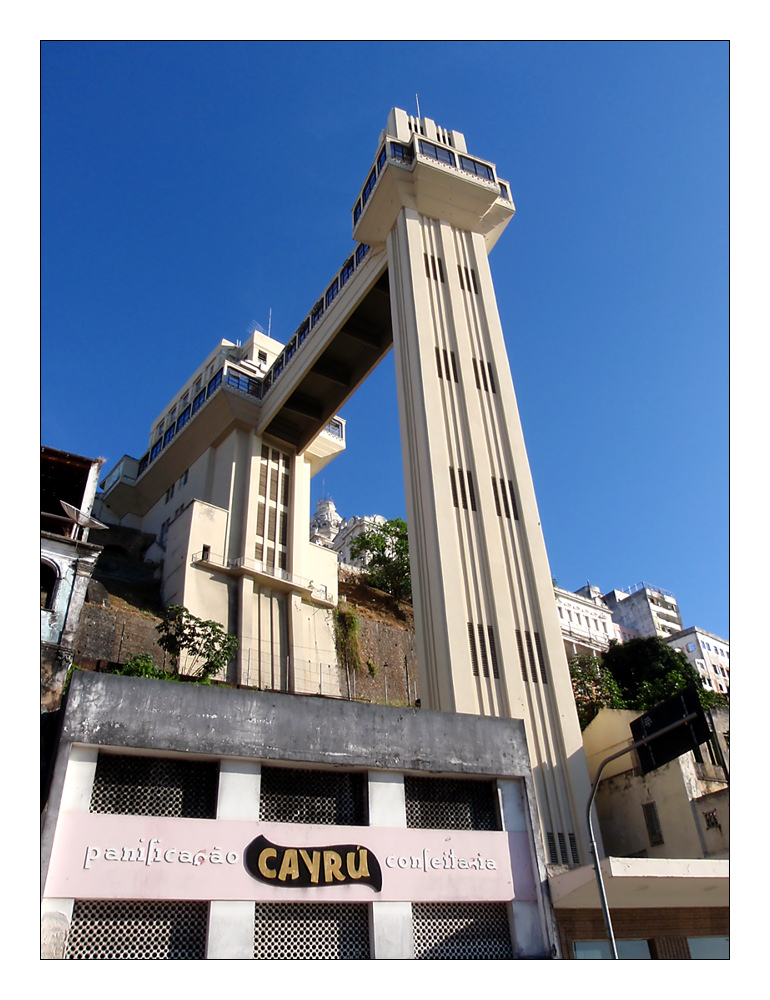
[630,686,710,775]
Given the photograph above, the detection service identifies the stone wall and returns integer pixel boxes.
[74,604,167,670]
[345,615,419,706]
[71,598,421,707]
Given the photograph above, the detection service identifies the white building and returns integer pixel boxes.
[602,581,684,640]
[666,626,730,696]
[309,496,343,548]
[97,327,349,696]
[41,446,105,710]
[555,586,617,660]
[309,497,388,570]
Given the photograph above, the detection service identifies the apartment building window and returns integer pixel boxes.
[642,801,664,846]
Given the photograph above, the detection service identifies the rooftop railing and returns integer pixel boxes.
[624,581,676,599]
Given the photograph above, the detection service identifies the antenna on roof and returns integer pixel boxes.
[60,500,108,540]
[268,309,272,338]
[415,93,421,120]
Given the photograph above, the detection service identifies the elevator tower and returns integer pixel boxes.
[353,109,592,866]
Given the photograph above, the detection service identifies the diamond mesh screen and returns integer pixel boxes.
[65,899,208,960]
[404,776,499,830]
[413,902,513,960]
[259,766,366,826]
[89,753,219,818]
[254,903,370,959]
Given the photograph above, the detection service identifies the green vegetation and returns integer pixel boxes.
[569,636,728,730]
[349,517,411,601]
[154,605,239,681]
[107,606,239,684]
[333,605,362,674]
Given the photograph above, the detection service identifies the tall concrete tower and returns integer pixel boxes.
[354,109,592,865]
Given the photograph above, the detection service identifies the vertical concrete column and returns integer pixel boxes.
[498,778,552,958]
[41,745,98,957]
[206,759,261,960]
[367,772,414,959]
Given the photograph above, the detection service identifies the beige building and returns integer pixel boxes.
[666,626,730,696]
[97,329,348,697]
[98,107,592,870]
[603,581,684,640]
[548,707,729,958]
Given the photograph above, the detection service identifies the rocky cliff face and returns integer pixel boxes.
[67,575,420,707]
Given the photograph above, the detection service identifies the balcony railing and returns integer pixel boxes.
[192,549,332,603]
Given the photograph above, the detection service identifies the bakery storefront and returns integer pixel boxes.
[41,672,556,959]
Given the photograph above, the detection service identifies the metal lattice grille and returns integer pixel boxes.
[65,899,208,960]
[413,902,513,960]
[404,776,499,830]
[89,753,218,818]
[259,766,366,826]
[253,903,370,959]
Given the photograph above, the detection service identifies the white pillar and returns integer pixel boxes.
[498,778,550,958]
[206,759,261,959]
[367,771,414,959]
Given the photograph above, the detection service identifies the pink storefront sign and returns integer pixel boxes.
[45,813,537,904]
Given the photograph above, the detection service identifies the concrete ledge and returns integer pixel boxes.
[61,670,531,778]
[548,856,729,909]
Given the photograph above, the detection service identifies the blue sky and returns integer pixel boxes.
[41,41,729,639]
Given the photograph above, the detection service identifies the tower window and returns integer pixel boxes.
[424,253,445,282]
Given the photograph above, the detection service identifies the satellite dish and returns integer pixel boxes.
[60,500,109,530]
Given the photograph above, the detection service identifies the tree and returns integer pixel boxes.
[569,637,727,730]
[568,653,626,730]
[349,517,411,601]
[155,605,239,681]
[601,636,727,714]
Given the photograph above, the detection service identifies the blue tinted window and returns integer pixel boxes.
[207,368,223,397]
[341,257,354,285]
[574,940,651,960]
[176,406,191,431]
[192,389,206,415]
[419,140,456,167]
[163,425,175,447]
[150,439,162,461]
[326,279,339,308]
[390,142,413,164]
[459,155,494,181]
[687,937,729,960]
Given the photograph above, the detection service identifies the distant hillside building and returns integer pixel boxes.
[309,497,387,570]
[309,496,343,548]
[601,582,684,641]
[554,586,615,659]
[666,626,730,696]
